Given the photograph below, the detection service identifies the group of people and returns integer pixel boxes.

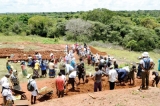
[0,43,159,105]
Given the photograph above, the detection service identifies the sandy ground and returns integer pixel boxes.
[34,87,160,106]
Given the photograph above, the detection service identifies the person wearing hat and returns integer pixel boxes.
[92,66,107,92]
[152,71,160,87]
[28,76,38,104]
[1,83,14,106]
[140,52,155,89]
[108,65,118,90]
[10,70,21,91]
[55,72,65,98]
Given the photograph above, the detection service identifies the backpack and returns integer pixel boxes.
[27,80,34,91]
[143,58,150,70]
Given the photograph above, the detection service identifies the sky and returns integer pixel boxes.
[0,0,159,13]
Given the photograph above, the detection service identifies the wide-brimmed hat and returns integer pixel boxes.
[142,52,149,57]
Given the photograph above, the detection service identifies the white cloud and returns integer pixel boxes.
[0,0,159,13]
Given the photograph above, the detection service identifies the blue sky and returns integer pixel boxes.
[0,0,159,13]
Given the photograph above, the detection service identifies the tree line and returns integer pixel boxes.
[0,8,160,51]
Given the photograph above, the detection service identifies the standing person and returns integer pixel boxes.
[27,55,32,67]
[10,70,21,90]
[0,73,10,90]
[77,58,85,84]
[59,59,66,75]
[108,65,118,90]
[48,59,55,78]
[129,65,137,85]
[113,59,118,69]
[34,60,40,78]
[31,58,36,69]
[50,53,54,60]
[91,55,95,66]
[40,60,47,77]
[1,83,14,106]
[87,54,91,66]
[55,72,65,98]
[137,63,142,79]
[92,67,107,92]
[70,58,76,69]
[21,61,28,77]
[28,76,38,104]
[152,71,160,87]
[140,52,155,89]
[6,61,12,74]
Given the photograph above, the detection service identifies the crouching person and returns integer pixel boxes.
[68,70,77,90]
[116,68,128,85]
[56,72,65,98]
[28,76,38,104]
[152,71,160,87]
[2,83,14,106]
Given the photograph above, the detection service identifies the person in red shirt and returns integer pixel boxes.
[55,72,65,98]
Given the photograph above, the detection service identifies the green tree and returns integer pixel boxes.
[28,16,52,37]
[126,40,137,51]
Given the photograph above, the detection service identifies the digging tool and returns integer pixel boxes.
[88,93,96,99]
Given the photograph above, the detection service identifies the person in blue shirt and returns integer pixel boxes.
[40,60,47,77]
[116,68,128,85]
[70,58,76,69]
[6,61,12,74]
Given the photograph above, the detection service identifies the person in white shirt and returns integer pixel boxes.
[68,71,77,90]
[28,76,38,104]
[108,65,118,90]
[65,64,74,74]
[0,73,10,86]
[2,83,14,106]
